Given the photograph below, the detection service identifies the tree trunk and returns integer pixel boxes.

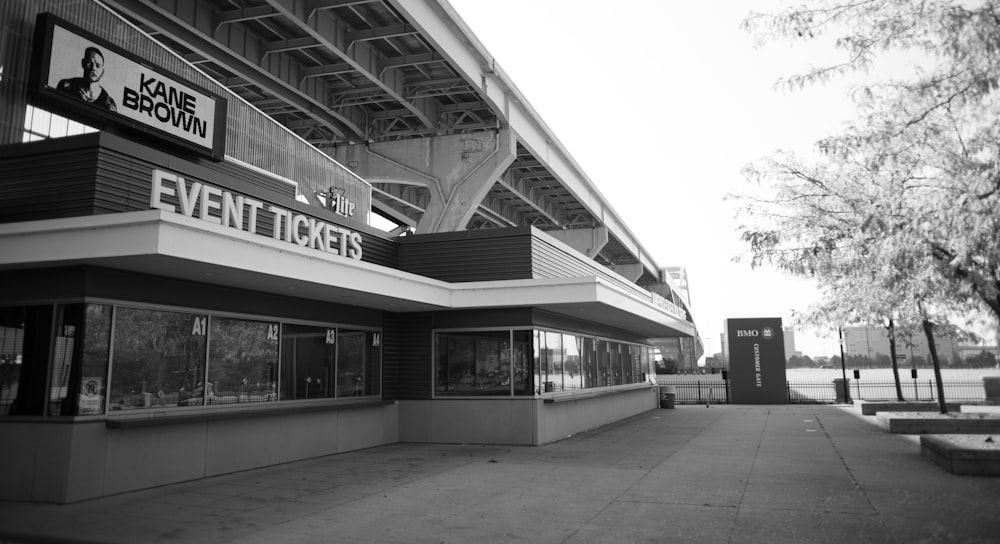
[887,318,904,401]
[922,318,948,414]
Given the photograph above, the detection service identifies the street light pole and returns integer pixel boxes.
[839,327,852,404]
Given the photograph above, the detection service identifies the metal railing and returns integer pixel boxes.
[850,379,985,403]
[661,380,728,404]
[658,378,988,405]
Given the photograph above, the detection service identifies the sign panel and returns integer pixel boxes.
[726,317,787,404]
[31,14,227,160]
[150,169,364,260]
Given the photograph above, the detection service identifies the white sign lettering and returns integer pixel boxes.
[151,169,362,260]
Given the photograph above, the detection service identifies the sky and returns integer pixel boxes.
[444,0,883,359]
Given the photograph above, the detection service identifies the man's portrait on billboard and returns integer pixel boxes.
[56,45,117,111]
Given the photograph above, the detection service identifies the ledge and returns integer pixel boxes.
[875,412,1000,434]
[860,401,962,416]
[106,399,395,429]
[543,384,654,404]
[921,434,1000,476]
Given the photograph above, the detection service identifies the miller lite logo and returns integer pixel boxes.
[322,187,356,218]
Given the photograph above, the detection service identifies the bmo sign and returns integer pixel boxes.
[726,318,787,404]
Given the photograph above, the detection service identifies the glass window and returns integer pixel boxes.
[77,304,112,415]
[563,334,582,390]
[109,307,207,410]
[641,347,652,384]
[336,329,381,397]
[622,344,635,384]
[597,340,611,387]
[435,330,511,396]
[533,330,543,394]
[48,306,78,416]
[1,306,56,416]
[545,331,563,392]
[513,330,533,396]
[582,337,597,389]
[207,317,279,404]
[48,304,112,416]
[610,342,623,386]
[22,105,97,142]
[280,323,335,400]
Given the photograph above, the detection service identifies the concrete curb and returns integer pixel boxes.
[921,434,1000,475]
[876,412,1000,434]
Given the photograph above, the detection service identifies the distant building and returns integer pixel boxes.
[782,327,796,362]
[841,326,959,367]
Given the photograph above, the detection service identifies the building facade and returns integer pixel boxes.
[0,1,697,503]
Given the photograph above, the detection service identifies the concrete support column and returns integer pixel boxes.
[546,227,608,259]
[333,128,516,233]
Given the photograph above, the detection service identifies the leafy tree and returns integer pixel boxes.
[736,0,1000,412]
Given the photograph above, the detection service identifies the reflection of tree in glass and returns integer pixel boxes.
[337,330,365,396]
[79,304,112,411]
[208,318,277,402]
[111,308,206,409]
[451,336,474,389]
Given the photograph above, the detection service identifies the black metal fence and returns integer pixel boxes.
[849,379,985,403]
[658,378,988,404]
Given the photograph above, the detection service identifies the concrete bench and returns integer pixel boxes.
[921,434,1000,476]
[860,401,961,416]
[876,412,1000,434]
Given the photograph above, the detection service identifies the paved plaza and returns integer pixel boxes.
[1,404,999,543]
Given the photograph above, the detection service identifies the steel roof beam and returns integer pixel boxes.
[301,61,354,80]
[261,37,321,56]
[307,0,378,14]
[380,52,443,70]
[263,0,438,131]
[495,175,561,227]
[215,6,279,28]
[102,0,368,143]
[346,24,417,44]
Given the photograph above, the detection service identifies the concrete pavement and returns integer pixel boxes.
[1,404,998,543]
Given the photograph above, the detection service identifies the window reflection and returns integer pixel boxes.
[1,307,30,415]
[513,330,532,396]
[280,323,335,400]
[437,328,653,397]
[436,330,512,396]
[207,317,278,404]
[110,307,207,410]
[337,329,380,397]
[564,335,582,390]
[545,331,562,392]
[78,304,112,415]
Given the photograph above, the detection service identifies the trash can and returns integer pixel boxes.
[659,385,676,409]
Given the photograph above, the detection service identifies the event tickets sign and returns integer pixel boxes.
[151,169,363,260]
[31,14,227,160]
[726,317,787,404]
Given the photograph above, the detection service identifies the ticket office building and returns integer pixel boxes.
[0,5,694,503]
[0,132,692,503]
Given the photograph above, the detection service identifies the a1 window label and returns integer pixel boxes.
[192,317,207,336]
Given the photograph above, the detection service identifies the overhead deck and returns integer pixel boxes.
[100,0,669,283]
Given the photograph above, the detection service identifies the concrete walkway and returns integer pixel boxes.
[1,404,999,543]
